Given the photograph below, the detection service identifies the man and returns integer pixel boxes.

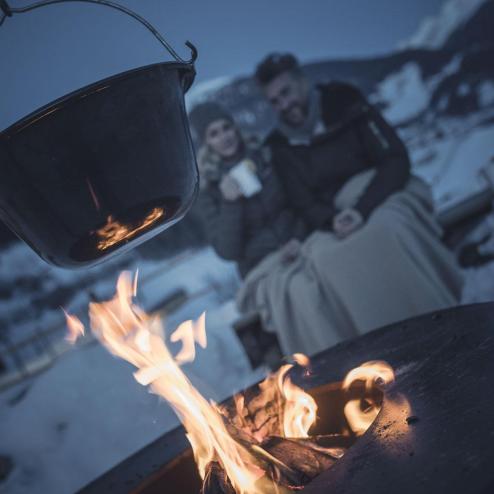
[254,53,411,238]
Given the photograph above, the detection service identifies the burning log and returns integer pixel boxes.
[200,434,350,493]
[201,462,236,494]
[293,433,354,452]
[261,436,339,481]
[203,417,351,492]
[219,419,308,490]
[222,381,285,441]
[250,443,309,489]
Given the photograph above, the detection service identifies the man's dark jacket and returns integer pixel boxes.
[264,82,411,230]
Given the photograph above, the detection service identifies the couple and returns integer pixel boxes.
[190,53,463,356]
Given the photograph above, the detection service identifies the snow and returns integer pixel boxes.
[400,0,486,49]
[478,80,494,107]
[428,54,463,92]
[185,76,234,109]
[375,63,430,124]
[410,122,494,209]
[374,54,464,125]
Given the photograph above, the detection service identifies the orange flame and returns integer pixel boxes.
[64,273,396,492]
[63,310,85,343]
[278,363,317,438]
[229,355,317,442]
[342,361,395,436]
[170,312,207,364]
[66,272,270,494]
[95,207,164,251]
[292,353,310,367]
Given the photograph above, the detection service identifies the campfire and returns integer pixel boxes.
[66,272,395,493]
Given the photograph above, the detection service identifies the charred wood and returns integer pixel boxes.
[261,436,337,481]
[201,461,236,494]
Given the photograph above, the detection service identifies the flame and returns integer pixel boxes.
[278,363,317,438]
[66,272,269,494]
[63,310,85,343]
[170,312,207,364]
[132,269,139,298]
[64,272,397,492]
[95,207,164,251]
[342,361,395,436]
[292,353,310,367]
[227,355,317,443]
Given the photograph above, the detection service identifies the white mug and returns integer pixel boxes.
[229,159,263,197]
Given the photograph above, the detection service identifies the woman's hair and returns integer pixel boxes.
[188,102,234,144]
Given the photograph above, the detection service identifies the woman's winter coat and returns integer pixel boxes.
[197,144,306,277]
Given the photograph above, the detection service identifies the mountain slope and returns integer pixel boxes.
[400,0,487,49]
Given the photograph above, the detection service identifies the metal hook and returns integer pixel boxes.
[0,0,197,64]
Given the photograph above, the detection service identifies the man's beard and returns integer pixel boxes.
[281,102,309,127]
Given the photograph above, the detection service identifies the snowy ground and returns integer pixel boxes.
[409,117,494,209]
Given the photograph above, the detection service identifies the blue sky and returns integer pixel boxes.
[0,0,445,128]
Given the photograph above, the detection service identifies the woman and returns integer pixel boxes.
[189,102,306,279]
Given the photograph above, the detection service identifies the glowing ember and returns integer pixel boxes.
[95,207,164,251]
[65,272,395,493]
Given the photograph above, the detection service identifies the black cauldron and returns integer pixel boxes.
[0,0,199,268]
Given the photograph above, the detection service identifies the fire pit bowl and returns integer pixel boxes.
[79,303,494,494]
[0,60,197,268]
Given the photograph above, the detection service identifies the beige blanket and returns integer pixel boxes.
[236,173,464,356]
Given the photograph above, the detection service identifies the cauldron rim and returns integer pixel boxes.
[0,59,196,137]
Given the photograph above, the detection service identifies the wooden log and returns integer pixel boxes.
[221,389,283,442]
[291,433,354,456]
[261,436,337,481]
[201,461,236,494]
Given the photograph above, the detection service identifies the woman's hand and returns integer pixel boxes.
[333,209,364,238]
[280,238,301,263]
[220,175,242,201]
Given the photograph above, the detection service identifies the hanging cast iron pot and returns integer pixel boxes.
[0,0,199,268]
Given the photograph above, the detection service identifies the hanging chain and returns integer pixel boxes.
[0,0,197,63]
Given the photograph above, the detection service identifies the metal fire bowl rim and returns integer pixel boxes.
[78,302,494,494]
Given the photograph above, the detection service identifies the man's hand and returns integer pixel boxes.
[333,208,364,238]
[280,238,301,263]
[220,175,242,201]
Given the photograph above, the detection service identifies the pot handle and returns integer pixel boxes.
[0,0,198,64]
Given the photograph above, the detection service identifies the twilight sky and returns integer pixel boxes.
[0,0,445,129]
